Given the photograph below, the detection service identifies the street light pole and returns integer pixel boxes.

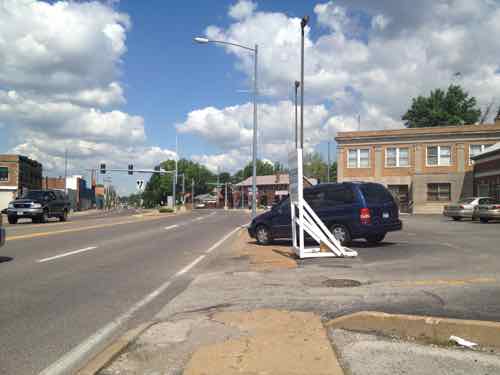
[300,16,309,150]
[194,36,258,218]
[251,44,258,218]
[294,81,300,149]
[327,140,331,183]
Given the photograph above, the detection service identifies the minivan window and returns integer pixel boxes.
[359,183,394,204]
[324,186,355,205]
[304,190,325,209]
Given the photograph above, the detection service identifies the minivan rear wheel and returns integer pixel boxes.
[366,233,386,244]
[255,225,271,245]
[330,224,351,246]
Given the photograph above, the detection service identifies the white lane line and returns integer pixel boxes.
[37,246,98,263]
[165,224,179,230]
[175,254,206,276]
[39,225,242,375]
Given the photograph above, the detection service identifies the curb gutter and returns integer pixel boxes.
[326,311,500,349]
[76,321,157,375]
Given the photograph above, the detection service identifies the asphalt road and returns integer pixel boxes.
[0,209,250,375]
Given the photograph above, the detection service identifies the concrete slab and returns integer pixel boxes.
[330,328,500,375]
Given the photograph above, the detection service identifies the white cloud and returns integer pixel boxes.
[185,0,500,172]
[0,0,172,188]
[228,0,257,20]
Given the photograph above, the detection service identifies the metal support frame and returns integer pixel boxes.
[289,148,357,259]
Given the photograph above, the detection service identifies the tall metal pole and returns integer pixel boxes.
[327,141,331,183]
[191,179,195,208]
[173,136,178,211]
[182,174,185,204]
[300,16,308,150]
[251,44,258,218]
[64,148,68,193]
[294,81,300,149]
[225,182,228,209]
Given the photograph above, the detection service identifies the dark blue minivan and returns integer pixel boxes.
[248,182,402,245]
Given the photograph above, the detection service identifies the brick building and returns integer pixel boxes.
[234,174,317,208]
[335,121,500,214]
[43,177,66,190]
[472,142,500,200]
[0,155,42,210]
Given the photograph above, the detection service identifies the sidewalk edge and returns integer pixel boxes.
[76,321,157,375]
[326,311,500,348]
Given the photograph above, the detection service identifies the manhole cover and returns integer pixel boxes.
[322,279,362,288]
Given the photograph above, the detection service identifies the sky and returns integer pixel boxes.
[1,0,500,194]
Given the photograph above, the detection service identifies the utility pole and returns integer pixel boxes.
[173,136,178,211]
[327,140,331,183]
[182,174,185,204]
[64,148,68,193]
[300,16,308,150]
[251,44,258,219]
[294,81,300,149]
[225,182,228,210]
[191,179,195,209]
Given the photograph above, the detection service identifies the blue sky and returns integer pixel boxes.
[1,0,500,194]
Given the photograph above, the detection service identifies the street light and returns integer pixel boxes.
[300,16,309,150]
[194,36,259,218]
[294,81,300,149]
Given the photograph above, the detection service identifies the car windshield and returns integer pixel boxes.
[458,198,475,204]
[21,191,45,200]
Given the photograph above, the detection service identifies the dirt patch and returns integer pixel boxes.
[234,230,297,271]
[184,309,344,375]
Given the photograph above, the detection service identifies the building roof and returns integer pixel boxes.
[235,174,318,187]
[335,122,500,143]
[471,142,500,160]
[235,174,289,187]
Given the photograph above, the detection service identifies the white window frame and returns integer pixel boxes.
[347,148,370,168]
[469,144,491,165]
[385,147,410,168]
[426,145,452,167]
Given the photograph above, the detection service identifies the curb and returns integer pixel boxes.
[326,311,500,349]
[76,321,157,375]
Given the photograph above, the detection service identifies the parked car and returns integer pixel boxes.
[0,212,5,247]
[475,199,500,223]
[6,190,70,224]
[248,182,402,245]
[443,197,491,221]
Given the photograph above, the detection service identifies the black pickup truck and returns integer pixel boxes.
[6,190,70,224]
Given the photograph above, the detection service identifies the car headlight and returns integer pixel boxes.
[32,203,42,208]
[8,203,14,209]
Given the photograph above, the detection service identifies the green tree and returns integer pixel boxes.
[143,159,215,207]
[233,160,275,182]
[304,152,329,183]
[402,85,481,128]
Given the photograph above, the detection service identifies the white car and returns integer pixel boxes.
[443,197,491,221]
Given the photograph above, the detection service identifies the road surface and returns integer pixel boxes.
[0,209,249,375]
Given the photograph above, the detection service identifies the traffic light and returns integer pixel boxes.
[128,164,133,175]
[100,163,106,174]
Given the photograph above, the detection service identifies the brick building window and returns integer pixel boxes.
[0,167,8,181]
[427,183,451,201]
[386,147,409,167]
[469,144,492,165]
[348,148,370,168]
[427,146,451,166]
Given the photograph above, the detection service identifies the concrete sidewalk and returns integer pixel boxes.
[92,229,500,375]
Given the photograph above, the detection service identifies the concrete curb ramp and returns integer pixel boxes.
[326,311,500,349]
